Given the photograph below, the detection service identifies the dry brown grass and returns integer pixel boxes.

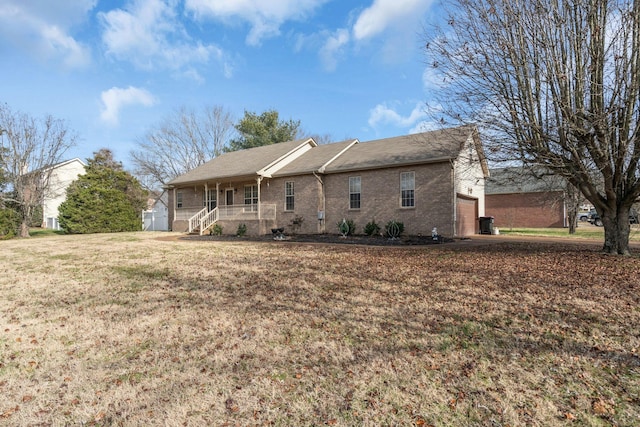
[1,232,639,426]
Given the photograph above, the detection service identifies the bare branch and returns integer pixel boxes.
[130,105,236,191]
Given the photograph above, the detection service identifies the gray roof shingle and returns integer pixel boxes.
[272,139,358,176]
[323,126,474,173]
[167,138,313,185]
[486,167,566,194]
[167,126,482,185]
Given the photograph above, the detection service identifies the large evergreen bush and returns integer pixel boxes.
[58,149,147,234]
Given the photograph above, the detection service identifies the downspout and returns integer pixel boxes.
[313,171,325,233]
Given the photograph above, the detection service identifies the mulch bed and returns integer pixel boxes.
[181,233,455,246]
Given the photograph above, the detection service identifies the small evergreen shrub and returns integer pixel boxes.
[290,216,304,234]
[337,218,356,236]
[364,220,381,236]
[0,208,20,240]
[236,223,247,236]
[211,224,223,236]
[385,220,404,238]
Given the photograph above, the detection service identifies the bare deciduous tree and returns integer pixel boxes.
[131,105,235,191]
[0,104,77,237]
[426,0,640,254]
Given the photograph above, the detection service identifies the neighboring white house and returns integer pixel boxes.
[142,191,169,231]
[42,158,86,230]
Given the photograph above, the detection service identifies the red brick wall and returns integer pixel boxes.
[485,191,566,228]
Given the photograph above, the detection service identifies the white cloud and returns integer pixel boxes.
[100,86,156,126]
[0,0,94,68]
[99,0,226,78]
[353,0,432,41]
[422,66,444,90]
[319,29,350,71]
[185,0,330,46]
[368,102,428,130]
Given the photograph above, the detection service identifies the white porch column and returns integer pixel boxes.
[257,176,263,220]
[204,183,208,210]
[172,187,176,225]
[216,182,220,212]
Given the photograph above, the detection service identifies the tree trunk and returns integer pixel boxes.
[601,207,631,255]
[568,210,577,234]
[19,221,30,238]
[566,185,580,235]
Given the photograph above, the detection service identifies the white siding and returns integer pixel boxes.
[42,159,85,229]
[454,135,486,217]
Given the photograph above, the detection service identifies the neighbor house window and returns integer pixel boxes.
[204,189,216,211]
[176,191,183,208]
[285,181,295,211]
[349,176,361,209]
[400,172,415,208]
[245,184,258,211]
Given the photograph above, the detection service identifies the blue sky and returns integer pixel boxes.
[0,0,442,168]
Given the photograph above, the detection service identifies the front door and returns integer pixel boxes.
[226,189,234,206]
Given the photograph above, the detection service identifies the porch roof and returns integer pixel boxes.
[167,138,315,186]
[323,126,477,173]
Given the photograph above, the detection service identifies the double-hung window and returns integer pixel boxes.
[244,185,258,211]
[176,191,183,208]
[349,176,361,209]
[285,181,295,211]
[400,172,415,208]
[204,189,217,211]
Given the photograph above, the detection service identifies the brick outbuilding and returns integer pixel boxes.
[485,168,568,229]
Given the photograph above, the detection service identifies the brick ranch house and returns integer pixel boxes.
[166,126,489,237]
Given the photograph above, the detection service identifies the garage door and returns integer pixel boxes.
[456,196,478,237]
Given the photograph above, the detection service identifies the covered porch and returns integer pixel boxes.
[185,203,277,235]
[170,177,277,235]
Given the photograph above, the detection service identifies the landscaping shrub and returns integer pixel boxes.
[337,218,356,236]
[236,223,247,237]
[211,224,223,236]
[385,220,404,238]
[364,220,381,236]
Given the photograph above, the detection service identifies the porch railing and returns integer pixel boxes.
[199,208,218,235]
[217,204,275,220]
[187,203,277,234]
[188,207,207,233]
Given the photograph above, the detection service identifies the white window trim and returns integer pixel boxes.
[400,171,415,208]
[349,176,361,210]
[285,181,295,211]
[176,191,183,208]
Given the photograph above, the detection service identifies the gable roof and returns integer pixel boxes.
[486,167,566,195]
[48,158,86,171]
[167,138,316,185]
[272,139,359,177]
[167,126,486,185]
[323,126,478,173]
